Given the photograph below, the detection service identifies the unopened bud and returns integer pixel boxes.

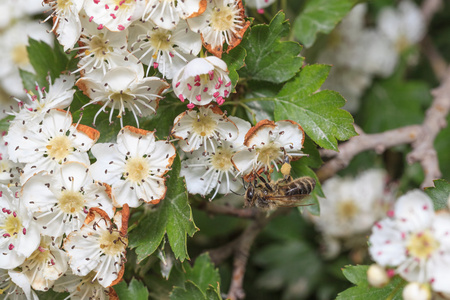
[402,282,431,300]
[367,264,389,288]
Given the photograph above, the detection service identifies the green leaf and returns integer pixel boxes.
[239,12,304,83]
[274,64,357,151]
[356,79,430,133]
[425,180,450,211]
[114,278,149,300]
[221,45,247,91]
[129,157,198,262]
[0,116,13,133]
[434,115,450,182]
[26,38,72,85]
[170,281,207,300]
[35,290,68,299]
[293,0,356,48]
[337,265,407,300]
[19,69,42,92]
[184,253,221,293]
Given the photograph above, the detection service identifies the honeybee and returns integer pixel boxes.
[244,173,316,210]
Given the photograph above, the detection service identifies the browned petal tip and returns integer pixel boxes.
[122,125,153,136]
[75,123,100,142]
[187,0,208,18]
[109,263,125,288]
[244,119,276,146]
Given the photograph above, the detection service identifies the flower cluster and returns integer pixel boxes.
[0,74,178,298]
[318,0,425,112]
[40,0,253,127]
[368,190,450,298]
[309,169,395,258]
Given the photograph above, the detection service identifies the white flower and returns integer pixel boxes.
[245,0,276,11]
[369,190,450,294]
[53,269,117,299]
[73,11,131,75]
[0,20,53,97]
[180,116,250,198]
[0,269,39,300]
[187,0,250,57]
[171,105,239,152]
[22,161,114,238]
[76,65,169,127]
[312,169,393,239]
[43,0,84,51]
[11,75,76,122]
[0,134,23,188]
[4,109,99,183]
[0,185,40,269]
[377,0,425,53]
[403,282,432,300]
[84,0,145,32]
[173,56,232,107]
[64,207,128,288]
[0,0,45,29]
[142,0,207,30]
[20,236,68,291]
[232,119,306,176]
[128,19,202,79]
[90,126,176,208]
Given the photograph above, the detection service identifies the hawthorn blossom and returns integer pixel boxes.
[181,116,250,198]
[171,105,238,152]
[53,269,118,299]
[42,0,84,51]
[64,207,129,288]
[187,0,250,57]
[0,133,23,188]
[84,0,145,32]
[310,169,394,258]
[20,236,68,291]
[173,56,232,107]
[22,162,114,238]
[232,119,306,176]
[128,19,202,79]
[0,20,52,96]
[0,269,39,300]
[142,0,207,30]
[5,109,99,183]
[0,185,40,269]
[11,75,76,122]
[377,0,425,53]
[76,65,169,127]
[73,12,132,75]
[369,190,450,294]
[90,126,176,207]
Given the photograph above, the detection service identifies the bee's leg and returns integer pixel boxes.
[256,172,274,191]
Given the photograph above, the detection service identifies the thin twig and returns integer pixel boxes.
[421,0,443,25]
[317,125,422,183]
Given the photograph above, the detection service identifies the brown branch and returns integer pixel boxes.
[421,0,443,26]
[226,209,289,300]
[317,125,421,182]
[407,68,450,188]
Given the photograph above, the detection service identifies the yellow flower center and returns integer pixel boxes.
[113,0,135,12]
[257,144,280,167]
[46,135,73,161]
[11,44,29,67]
[99,231,127,256]
[211,148,233,171]
[57,0,73,10]
[150,30,172,57]
[87,35,113,58]
[395,34,410,53]
[58,190,85,214]
[192,114,217,137]
[125,157,150,183]
[337,199,359,220]
[1,214,21,236]
[407,230,439,259]
[211,6,235,31]
[27,242,51,264]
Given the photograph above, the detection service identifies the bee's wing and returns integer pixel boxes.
[266,194,314,207]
